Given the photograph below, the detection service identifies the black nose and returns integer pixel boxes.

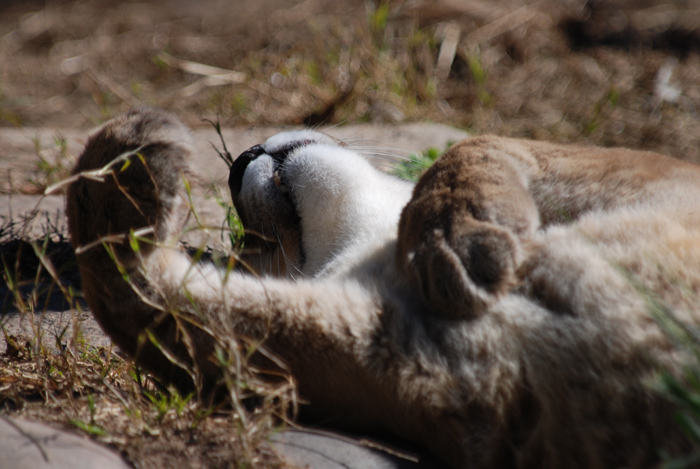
[228,144,265,203]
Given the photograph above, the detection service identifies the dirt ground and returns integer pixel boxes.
[2,0,700,467]
[2,0,700,164]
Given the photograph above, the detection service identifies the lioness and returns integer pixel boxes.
[67,108,700,468]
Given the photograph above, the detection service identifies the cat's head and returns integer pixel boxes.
[229,130,413,278]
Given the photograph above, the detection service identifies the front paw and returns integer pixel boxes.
[401,223,524,320]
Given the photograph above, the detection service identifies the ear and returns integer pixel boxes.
[401,224,521,320]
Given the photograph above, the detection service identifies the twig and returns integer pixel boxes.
[158,52,246,84]
[436,22,461,81]
[464,4,538,48]
[87,71,140,107]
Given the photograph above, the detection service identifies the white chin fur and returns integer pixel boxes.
[239,133,414,277]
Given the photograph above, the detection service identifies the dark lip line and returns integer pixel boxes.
[229,139,316,207]
[228,144,265,203]
[265,140,317,275]
[228,140,311,203]
[228,139,317,276]
[268,140,320,203]
[268,139,315,166]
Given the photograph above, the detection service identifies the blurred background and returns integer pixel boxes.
[1,0,700,160]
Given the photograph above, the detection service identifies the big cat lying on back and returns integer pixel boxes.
[67,108,700,468]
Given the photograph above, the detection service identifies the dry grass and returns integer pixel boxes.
[2,0,700,162]
[0,192,295,468]
[1,337,289,468]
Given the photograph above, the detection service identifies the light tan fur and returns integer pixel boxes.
[67,108,700,468]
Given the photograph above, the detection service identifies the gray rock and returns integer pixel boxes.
[270,429,444,468]
[0,417,443,469]
[0,417,129,469]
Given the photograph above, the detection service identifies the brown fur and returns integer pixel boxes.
[67,109,700,468]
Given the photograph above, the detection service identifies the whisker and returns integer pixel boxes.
[353,148,414,158]
[351,148,414,160]
[364,152,417,162]
[318,120,348,133]
[361,154,416,165]
[342,140,414,156]
[359,154,429,171]
[273,226,306,280]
